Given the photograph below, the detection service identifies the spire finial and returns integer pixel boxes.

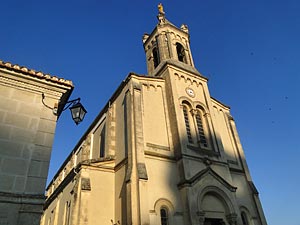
[158,3,165,14]
[157,3,166,25]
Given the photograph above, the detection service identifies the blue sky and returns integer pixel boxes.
[1,1,299,224]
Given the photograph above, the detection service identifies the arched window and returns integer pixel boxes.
[241,212,250,225]
[160,207,169,225]
[153,47,160,68]
[154,199,174,225]
[182,102,193,143]
[181,102,212,150]
[176,43,186,63]
[99,124,106,157]
[194,106,211,149]
[195,110,208,148]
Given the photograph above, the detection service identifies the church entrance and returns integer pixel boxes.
[204,218,224,225]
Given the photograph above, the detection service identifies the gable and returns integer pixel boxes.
[177,167,237,192]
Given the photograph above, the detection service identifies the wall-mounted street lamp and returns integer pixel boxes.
[42,93,87,125]
[65,98,87,125]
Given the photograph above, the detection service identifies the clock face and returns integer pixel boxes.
[186,88,195,97]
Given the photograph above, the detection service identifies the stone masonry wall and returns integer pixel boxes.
[0,67,72,225]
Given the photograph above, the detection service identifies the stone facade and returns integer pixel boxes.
[41,9,267,225]
[0,61,73,225]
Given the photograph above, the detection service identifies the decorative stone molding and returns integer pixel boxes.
[0,192,45,204]
[196,211,205,225]
[142,82,164,91]
[226,213,238,225]
[142,33,150,44]
[202,157,212,166]
[132,80,142,91]
[125,165,132,183]
[180,24,189,33]
[174,73,206,87]
[146,142,170,151]
[137,163,148,180]
[0,75,63,98]
[81,135,91,161]
[178,167,237,192]
[153,198,175,215]
[81,178,91,191]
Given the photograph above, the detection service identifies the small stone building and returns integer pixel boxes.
[0,60,73,225]
[41,9,267,225]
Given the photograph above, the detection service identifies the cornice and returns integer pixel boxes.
[0,74,64,98]
[0,191,45,205]
[211,96,231,110]
[44,168,77,210]
[151,59,207,80]
[0,59,73,87]
[177,167,237,192]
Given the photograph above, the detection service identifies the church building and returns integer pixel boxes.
[41,6,267,225]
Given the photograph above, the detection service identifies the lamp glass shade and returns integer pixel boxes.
[69,102,87,125]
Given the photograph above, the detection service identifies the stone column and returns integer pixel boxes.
[196,211,205,225]
[226,213,238,225]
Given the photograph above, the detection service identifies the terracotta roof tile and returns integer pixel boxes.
[0,59,74,87]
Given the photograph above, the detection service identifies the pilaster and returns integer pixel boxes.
[134,86,150,225]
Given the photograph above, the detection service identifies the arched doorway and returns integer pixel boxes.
[201,193,227,224]
[197,187,237,225]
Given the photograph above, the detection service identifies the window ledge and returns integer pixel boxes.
[186,144,220,157]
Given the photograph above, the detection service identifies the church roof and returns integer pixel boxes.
[46,72,161,190]
[0,59,73,87]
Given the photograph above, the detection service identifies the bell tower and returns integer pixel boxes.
[143,4,195,75]
[141,4,267,225]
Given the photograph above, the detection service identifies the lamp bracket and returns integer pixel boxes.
[41,93,86,125]
[62,98,81,112]
[42,93,82,115]
[42,93,54,110]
